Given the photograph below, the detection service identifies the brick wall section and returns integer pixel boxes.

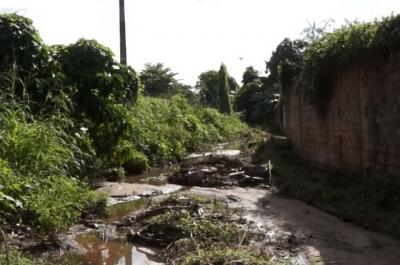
[283,53,400,176]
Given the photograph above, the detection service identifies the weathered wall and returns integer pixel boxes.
[283,53,400,176]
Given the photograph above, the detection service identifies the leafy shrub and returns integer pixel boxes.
[218,64,232,114]
[112,140,150,173]
[51,39,143,168]
[56,39,140,105]
[0,14,50,101]
[109,96,247,170]
[197,69,237,111]
[0,14,247,233]
[0,246,46,265]
[0,94,105,231]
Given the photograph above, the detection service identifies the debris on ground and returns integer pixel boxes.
[120,194,270,265]
[168,155,271,188]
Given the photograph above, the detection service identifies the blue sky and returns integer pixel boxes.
[2,0,400,85]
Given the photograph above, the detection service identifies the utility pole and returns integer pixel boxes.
[119,0,127,65]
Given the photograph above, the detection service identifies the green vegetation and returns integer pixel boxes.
[139,63,193,99]
[141,195,269,265]
[242,66,260,86]
[234,71,280,129]
[0,245,76,265]
[299,15,400,114]
[197,70,220,108]
[253,136,400,238]
[113,96,247,168]
[0,246,45,265]
[266,14,400,116]
[197,68,237,112]
[0,14,49,104]
[235,14,400,125]
[0,13,247,240]
[217,64,232,115]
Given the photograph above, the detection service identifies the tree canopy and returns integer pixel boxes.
[242,66,259,85]
[218,64,232,114]
[140,63,182,97]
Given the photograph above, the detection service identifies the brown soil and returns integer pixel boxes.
[189,186,400,265]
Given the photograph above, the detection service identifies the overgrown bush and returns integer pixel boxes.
[197,69,237,112]
[218,64,232,114]
[54,39,141,162]
[0,101,105,231]
[118,96,247,169]
[0,13,50,102]
[143,195,268,265]
[0,13,248,233]
[0,246,46,265]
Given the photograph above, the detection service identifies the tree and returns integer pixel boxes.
[139,63,180,97]
[266,38,307,87]
[197,70,219,108]
[242,66,259,85]
[228,76,239,93]
[235,79,263,113]
[218,63,231,114]
[197,70,237,108]
[301,19,334,42]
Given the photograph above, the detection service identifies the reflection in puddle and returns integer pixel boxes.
[66,233,164,265]
[107,198,150,224]
[185,149,241,159]
[125,168,173,186]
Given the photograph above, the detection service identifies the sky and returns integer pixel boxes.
[2,0,400,86]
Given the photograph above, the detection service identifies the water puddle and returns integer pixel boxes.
[185,149,241,159]
[107,198,150,224]
[60,233,164,265]
[125,168,174,186]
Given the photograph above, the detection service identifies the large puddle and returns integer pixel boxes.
[57,148,242,265]
[125,168,173,186]
[56,196,165,265]
[107,198,150,224]
[60,233,164,265]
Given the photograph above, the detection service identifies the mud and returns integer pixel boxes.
[53,147,400,265]
[189,186,400,265]
[97,182,182,205]
[170,154,270,188]
[57,185,400,265]
[57,232,163,265]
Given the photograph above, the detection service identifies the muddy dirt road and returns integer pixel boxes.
[189,186,400,265]
[88,179,400,265]
[60,147,400,265]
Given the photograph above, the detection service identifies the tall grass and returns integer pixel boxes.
[0,78,105,232]
[112,95,247,171]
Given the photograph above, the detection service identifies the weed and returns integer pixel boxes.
[132,194,270,265]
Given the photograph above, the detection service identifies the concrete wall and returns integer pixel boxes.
[283,53,400,176]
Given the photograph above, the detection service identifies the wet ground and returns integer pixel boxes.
[53,148,400,265]
[189,186,400,265]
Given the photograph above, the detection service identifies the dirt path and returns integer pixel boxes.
[189,186,400,265]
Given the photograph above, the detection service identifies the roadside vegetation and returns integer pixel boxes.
[0,13,247,264]
[234,13,400,129]
[126,194,269,265]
